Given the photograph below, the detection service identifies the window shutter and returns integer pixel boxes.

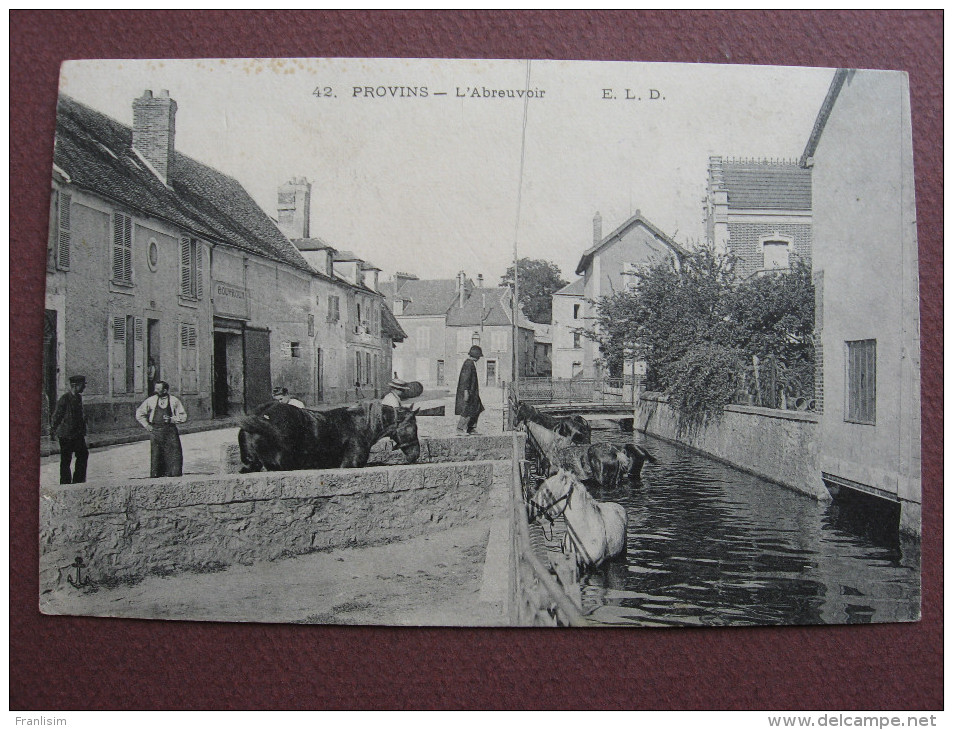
[133,317,145,392]
[112,213,132,283]
[194,241,203,299]
[111,316,126,393]
[180,237,192,297]
[57,193,71,270]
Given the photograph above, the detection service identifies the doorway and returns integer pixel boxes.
[213,332,230,416]
[147,319,160,395]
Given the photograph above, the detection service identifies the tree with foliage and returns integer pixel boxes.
[586,246,814,429]
[500,258,569,324]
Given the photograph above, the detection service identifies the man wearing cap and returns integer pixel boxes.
[50,375,89,484]
[455,346,485,435]
[136,380,188,477]
[273,387,305,408]
[382,377,410,409]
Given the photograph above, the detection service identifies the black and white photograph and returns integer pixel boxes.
[38,57,921,628]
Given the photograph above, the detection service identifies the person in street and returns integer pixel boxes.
[135,380,188,477]
[273,386,305,408]
[455,345,485,435]
[147,357,158,395]
[382,377,410,409]
[50,374,89,484]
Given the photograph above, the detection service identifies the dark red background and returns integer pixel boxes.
[10,11,942,710]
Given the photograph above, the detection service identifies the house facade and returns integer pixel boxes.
[550,278,585,379]
[44,92,397,438]
[574,211,686,377]
[704,156,813,280]
[804,69,921,535]
[383,272,535,389]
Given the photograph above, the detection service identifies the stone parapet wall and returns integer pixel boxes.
[220,434,514,473]
[636,393,828,500]
[40,443,513,599]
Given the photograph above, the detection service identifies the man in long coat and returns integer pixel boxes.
[455,345,485,435]
[50,374,89,484]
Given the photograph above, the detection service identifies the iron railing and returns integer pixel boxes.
[510,433,589,627]
[506,377,639,407]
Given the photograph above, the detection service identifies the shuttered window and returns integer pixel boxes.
[327,295,340,323]
[50,191,72,271]
[112,213,133,284]
[845,339,876,425]
[180,237,203,299]
[110,314,144,394]
[180,322,198,393]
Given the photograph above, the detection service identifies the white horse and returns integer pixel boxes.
[530,469,628,570]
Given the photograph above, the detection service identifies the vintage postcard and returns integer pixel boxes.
[39,58,920,627]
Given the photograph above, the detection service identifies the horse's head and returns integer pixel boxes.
[512,401,530,430]
[393,406,420,463]
[529,470,576,523]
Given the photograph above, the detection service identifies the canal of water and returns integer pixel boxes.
[530,426,921,627]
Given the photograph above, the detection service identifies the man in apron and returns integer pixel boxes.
[135,380,188,477]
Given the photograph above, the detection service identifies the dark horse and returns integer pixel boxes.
[513,401,591,444]
[238,401,420,472]
[525,421,656,489]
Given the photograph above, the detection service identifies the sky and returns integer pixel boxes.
[59,58,834,286]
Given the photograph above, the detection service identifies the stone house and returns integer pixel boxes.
[574,211,686,378]
[550,277,585,379]
[803,69,920,535]
[44,91,393,438]
[704,156,813,280]
[278,177,406,403]
[382,272,535,389]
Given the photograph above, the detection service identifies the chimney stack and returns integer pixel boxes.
[458,271,466,308]
[477,274,483,288]
[277,177,312,240]
[132,89,177,186]
[593,211,603,245]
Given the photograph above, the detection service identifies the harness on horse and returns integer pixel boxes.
[532,478,599,567]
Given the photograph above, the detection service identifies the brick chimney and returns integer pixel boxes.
[132,90,177,186]
[593,211,603,245]
[277,177,312,240]
[458,271,467,308]
[477,274,483,288]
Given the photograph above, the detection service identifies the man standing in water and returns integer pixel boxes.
[136,380,188,477]
[50,374,89,484]
[455,346,485,435]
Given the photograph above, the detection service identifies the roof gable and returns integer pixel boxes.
[446,287,513,327]
[54,94,313,273]
[576,212,686,275]
[554,277,585,296]
[388,278,460,316]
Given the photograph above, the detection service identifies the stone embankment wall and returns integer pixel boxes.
[636,393,829,500]
[40,435,514,599]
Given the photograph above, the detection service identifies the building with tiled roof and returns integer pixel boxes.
[705,156,813,280]
[383,272,536,388]
[573,211,685,378]
[43,91,395,436]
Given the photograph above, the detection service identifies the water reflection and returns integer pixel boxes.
[532,427,921,627]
